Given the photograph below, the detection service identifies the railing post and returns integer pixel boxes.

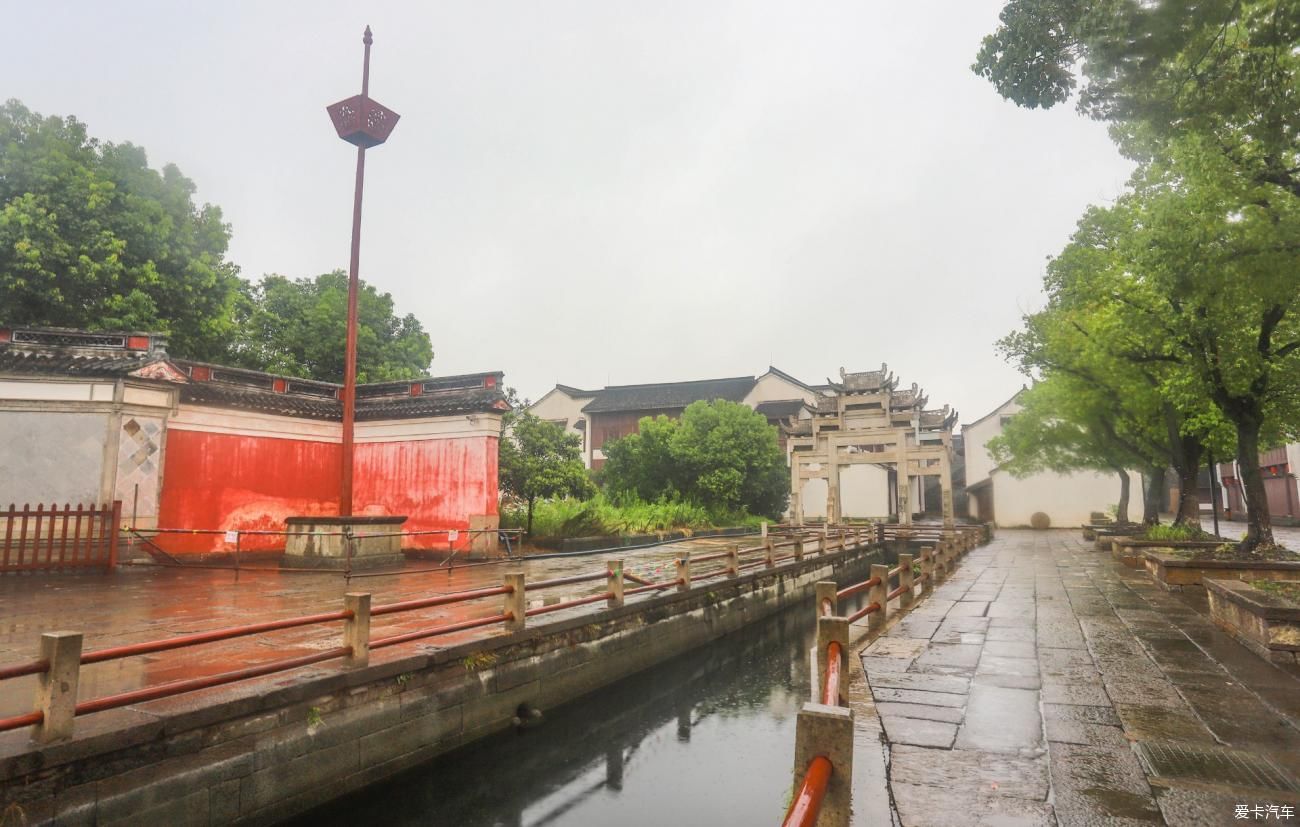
[676,553,691,592]
[791,702,854,827]
[607,559,624,608]
[868,563,888,632]
[761,520,768,539]
[898,553,915,609]
[765,537,776,568]
[106,500,122,570]
[35,631,82,743]
[344,593,371,667]
[815,581,838,618]
[816,615,849,706]
[876,522,885,544]
[504,572,526,631]
[919,548,934,594]
[726,544,739,577]
[793,538,804,562]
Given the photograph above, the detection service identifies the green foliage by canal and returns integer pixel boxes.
[499,492,764,540]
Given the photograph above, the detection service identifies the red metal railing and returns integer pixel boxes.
[821,641,842,705]
[0,525,883,739]
[1,501,121,573]
[783,755,832,827]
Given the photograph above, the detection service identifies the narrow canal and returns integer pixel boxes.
[292,587,872,827]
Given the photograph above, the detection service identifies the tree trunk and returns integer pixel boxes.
[1113,467,1131,524]
[1142,467,1165,524]
[526,497,535,536]
[1172,437,1203,529]
[1235,416,1275,549]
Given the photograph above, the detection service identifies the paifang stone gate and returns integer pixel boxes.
[783,366,959,528]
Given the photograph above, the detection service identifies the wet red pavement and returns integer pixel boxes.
[0,536,749,720]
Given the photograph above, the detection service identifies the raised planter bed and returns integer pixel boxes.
[1110,537,1223,569]
[1142,548,1300,591]
[1206,579,1300,665]
[1090,525,1143,550]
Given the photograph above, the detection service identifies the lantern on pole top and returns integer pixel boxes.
[327,26,401,148]
[327,25,401,517]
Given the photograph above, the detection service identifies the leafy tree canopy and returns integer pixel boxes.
[0,100,434,383]
[499,411,595,534]
[0,99,242,361]
[973,1,1300,194]
[602,400,789,518]
[230,272,433,383]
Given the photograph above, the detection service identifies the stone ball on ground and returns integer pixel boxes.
[1030,512,1051,530]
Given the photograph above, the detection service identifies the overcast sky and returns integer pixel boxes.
[6,2,1133,426]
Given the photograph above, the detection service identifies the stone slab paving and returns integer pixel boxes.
[861,528,1300,826]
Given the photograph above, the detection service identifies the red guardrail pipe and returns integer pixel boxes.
[821,641,842,705]
[846,601,881,624]
[781,755,833,827]
[836,575,880,601]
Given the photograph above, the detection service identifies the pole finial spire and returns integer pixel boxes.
[363,25,373,45]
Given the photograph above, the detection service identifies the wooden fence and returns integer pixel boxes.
[1,501,121,573]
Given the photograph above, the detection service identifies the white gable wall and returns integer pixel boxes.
[744,372,816,407]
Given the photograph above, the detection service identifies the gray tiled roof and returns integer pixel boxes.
[1,329,506,422]
[0,348,168,378]
[581,376,756,414]
[755,399,810,419]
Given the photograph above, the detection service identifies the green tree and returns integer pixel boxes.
[0,100,243,361]
[231,272,433,382]
[602,400,789,518]
[599,415,681,503]
[987,380,1144,523]
[973,1,1299,196]
[499,411,595,535]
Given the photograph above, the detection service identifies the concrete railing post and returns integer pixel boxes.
[868,563,888,632]
[898,553,915,610]
[726,544,739,577]
[344,593,371,667]
[504,572,526,632]
[676,553,691,592]
[816,615,850,706]
[35,631,82,743]
[764,537,776,568]
[791,702,854,827]
[607,559,624,608]
[793,538,805,562]
[761,520,768,539]
[815,581,838,618]
[919,548,934,594]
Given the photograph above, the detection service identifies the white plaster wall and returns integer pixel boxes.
[743,373,815,407]
[0,411,109,505]
[841,465,889,519]
[963,396,1022,486]
[991,468,1145,528]
[528,388,593,466]
[801,478,828,520]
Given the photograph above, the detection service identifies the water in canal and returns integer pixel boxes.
[293,592,863,827]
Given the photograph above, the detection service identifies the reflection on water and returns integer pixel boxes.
[292,591,871,827]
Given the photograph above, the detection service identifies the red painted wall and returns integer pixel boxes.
[158,430,497,554]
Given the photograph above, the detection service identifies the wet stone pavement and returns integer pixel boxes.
[0,536,742,720]
[860,529,1300,826]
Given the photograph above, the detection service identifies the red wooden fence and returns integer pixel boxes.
[1,501,121,573]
